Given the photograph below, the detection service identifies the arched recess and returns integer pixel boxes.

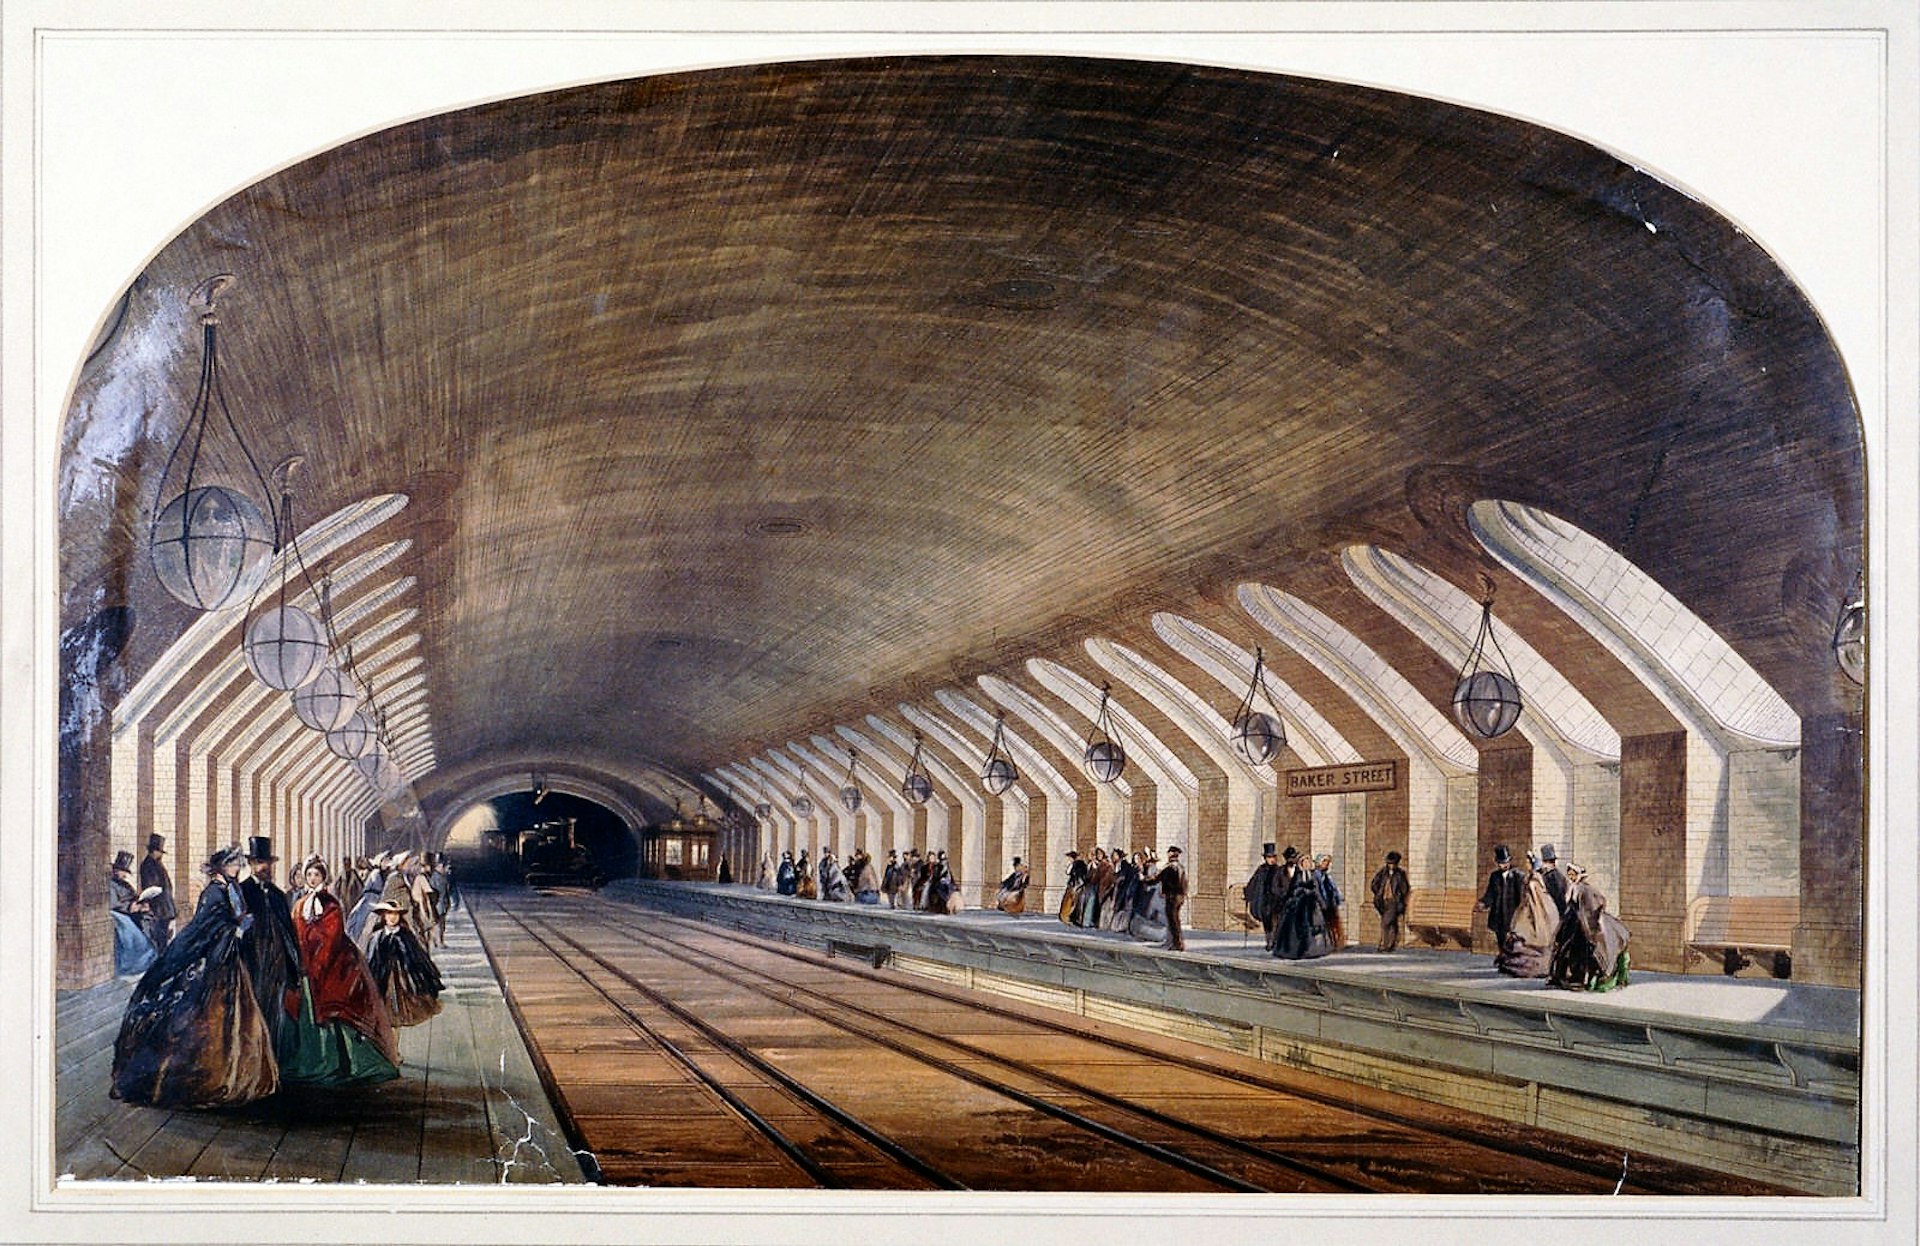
[1470,500,1807,966]
[978,672,1124,868]
[828,723,927,861]
[789,738,874,863]
[711,764,789,865]
[1032,657,1199,851]
[1241,582,1480,896]
[1150,611,1372,902]
[809,733,904,863]
[1344,544,1626,898]
[872,710,986,883]
[103,516,414,920]
[1086,638,1277,930]
[938,687,1077,912]
[897,703,997,904]
[836,719,957,865]
[765,749,845,867]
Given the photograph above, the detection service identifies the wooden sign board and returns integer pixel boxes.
[1285,759,1398,797]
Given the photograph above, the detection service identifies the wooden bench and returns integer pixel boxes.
[1404,888,1477,949]
[1685,895,1798,978]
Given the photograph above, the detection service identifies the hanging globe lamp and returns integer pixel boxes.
[1451,576,1523,739]
[1229,646,1288,765]
[1083,682,1128,784]
[146,276,276,610]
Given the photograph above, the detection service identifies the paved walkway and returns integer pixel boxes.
[55,905,587,1185]
[683,883,1860,1041]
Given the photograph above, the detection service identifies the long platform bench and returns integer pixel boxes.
[609,880,1862,1196]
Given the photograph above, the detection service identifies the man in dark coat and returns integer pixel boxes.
[1149,847,1188,951]
[1243,843,1280,947]
[138,834,176,953]
[1369,851,1411,952]
[1475,845,1526,956]
[238,835,303,1062]
[1536,843,1568,913]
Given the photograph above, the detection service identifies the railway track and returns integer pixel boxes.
[471,891,1788,1194]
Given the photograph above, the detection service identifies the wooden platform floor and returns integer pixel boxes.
[54,904,585,1185]
[471,889,1791,1194]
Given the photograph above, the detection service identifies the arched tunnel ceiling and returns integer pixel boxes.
[60,55,1863,802]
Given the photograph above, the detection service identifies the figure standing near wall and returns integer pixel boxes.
[1148,846,1187,952]
[138,834,176,954]
[1369,851,1410,952]
[238,836,302,1064]
[1476,845,1525,959]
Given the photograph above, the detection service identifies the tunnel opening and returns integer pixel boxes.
[442,790,638,888]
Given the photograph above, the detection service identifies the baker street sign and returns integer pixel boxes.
[1284,760,1399,797]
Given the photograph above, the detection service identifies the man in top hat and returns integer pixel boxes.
[138,833,177,953]
[238,835,303,1059]
[1475,845,1526,958]
[1243,844,1280,947]
[1536,843,1568,913]
[1369,850,1411,952]
[108,850,158,973]
[1146,846,1188,951]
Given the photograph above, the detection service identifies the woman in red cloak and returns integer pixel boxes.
[283,857,400,1086]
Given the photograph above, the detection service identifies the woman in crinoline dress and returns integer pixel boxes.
[111,846,279,1108]
[1126,849,1169,944]
[283,857,400,1086]
[1547,865,1631,992]
[360,900,445,1027]
[1495,853,1562,978]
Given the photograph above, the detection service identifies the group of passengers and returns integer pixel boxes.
[1474,843,1631,991]
[1047,846,1187,949]
[109,836,449,1110]
[756,846,963,913]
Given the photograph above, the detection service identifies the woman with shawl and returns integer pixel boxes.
[1127,849,1169,943]
[1077,848,1111,927]
[794,850,818,899]
[851,850,881,904]
[775,851,797,895]
[346,852,388,943]
[361,900,445,1026]
[756,854,776,891]
[1103,846,1136,932]
[1495,853,1562,978]
[1547,865,1631,991]
[108,852,158,977]
[994,858,1030,913]
[1271,847,1332,959]
[1058,851,1089,925]
[111,846,279,1108]
[819,851,851,902]
[283,857,400,1086]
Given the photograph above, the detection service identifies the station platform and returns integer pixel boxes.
[611,880,1862,1196]
[54,904,585,1186]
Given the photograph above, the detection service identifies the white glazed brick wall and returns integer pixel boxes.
[1339,793,1368,934]
[1567,763,1622,901]
[1446,774,1480,890]
[1727,749,1801,899]
[1405,762,1453,890]
[1531,753,1574,855]
[1685,733,1732,900]
[110,729,141,859]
